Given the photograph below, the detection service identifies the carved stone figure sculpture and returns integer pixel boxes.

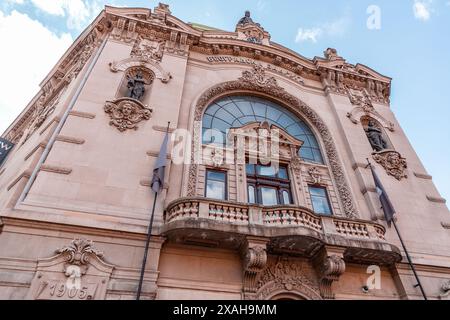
[126,72,146,100]
[365,121,387,152]
[238,11,254,26]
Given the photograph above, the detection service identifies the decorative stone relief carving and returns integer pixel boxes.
[313,248,346,299]
[439,280,450,300]
[27,239,114,300]
[21,85,68,144]
[104,98,152,132]
[131,35,165,62]
[251,256,322,300]
[241,239,268,297]
[308,167,322,185]
[190,65,358,219]
[372,150,408,181]
[67,42,97,83]
[211,148,224,167]
[346,87,394,132]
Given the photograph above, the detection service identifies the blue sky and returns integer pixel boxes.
[0,0,449,204]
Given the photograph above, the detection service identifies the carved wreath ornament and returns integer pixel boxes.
[104,98,152,132]
[372,150,408,181]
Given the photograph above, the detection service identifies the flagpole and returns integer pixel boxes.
[136,122,170,301]
[136,191,158,300]
[391,219,428,300]
[366,159,428,300]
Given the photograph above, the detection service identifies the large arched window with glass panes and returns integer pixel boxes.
[202,95,324,164]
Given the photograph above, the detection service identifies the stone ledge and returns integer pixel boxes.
[414,172,432,180]
[55,135,85,145]
[40,164,72,175]
[427,196,446,204]
[68,110,96,119]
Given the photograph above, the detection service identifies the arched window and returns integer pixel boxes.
[202,95,324,164]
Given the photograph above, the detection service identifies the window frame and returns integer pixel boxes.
[246,163,293,206]
[205,169,228,201]
[308,185,333,216]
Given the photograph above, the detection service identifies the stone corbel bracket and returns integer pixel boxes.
[241,237,269,298]
[109,58,172,83]
[313,247,346,300]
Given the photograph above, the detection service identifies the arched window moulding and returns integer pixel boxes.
[187,64,359,219]
[109,57,172,84]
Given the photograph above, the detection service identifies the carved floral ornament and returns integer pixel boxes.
[57,239,104,266]
[372,150,408,181]
[27,239,113,300]
[189,64,358,219]
[104,98,153,132]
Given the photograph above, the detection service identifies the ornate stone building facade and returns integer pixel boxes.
[0,4,449,300]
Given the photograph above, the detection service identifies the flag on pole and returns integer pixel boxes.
[150,128,169,193]
[368,162,397,227]
[0,138,14,166]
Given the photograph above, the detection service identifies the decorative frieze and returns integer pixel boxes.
[104,98,152,132]
[372,150,408,181]
[205,56,305,86]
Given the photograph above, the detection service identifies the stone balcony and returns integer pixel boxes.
[162,197,401,265]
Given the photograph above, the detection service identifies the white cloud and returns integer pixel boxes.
[0,10,72,133]
[295,15,351,43]
[295,28,322,43]
[413,0,432,21]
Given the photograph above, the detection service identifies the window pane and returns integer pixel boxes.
[282,190,291,205]
[258,165,277,177]
[309,187,332,215]
[260,187,278,205]
[309,186,326,197]
[202,96,325,164]
[207,171,226,182]
[246,164,255,175]
[248,185,256,204]
[206,171,226,200]
[206,181,225,200]
[278,167,288,180]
